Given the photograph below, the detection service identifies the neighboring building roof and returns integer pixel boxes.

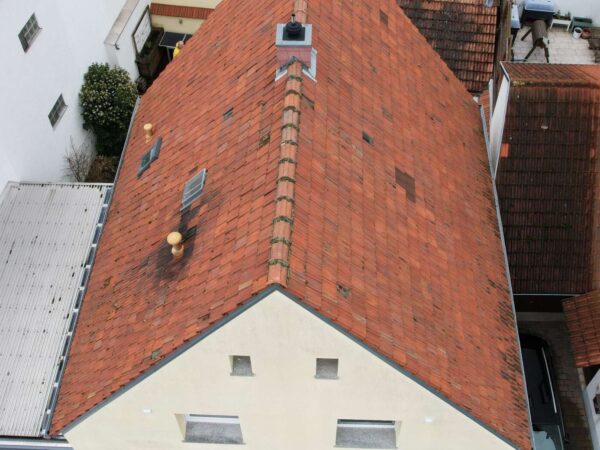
[396,0,498,93]
[564,290,600,367]
[52,0,529,447]
[0,182,111,437]
[496,63,600,295]
[150,3,214,20]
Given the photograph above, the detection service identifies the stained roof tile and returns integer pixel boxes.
[564,291,600,367]
[397,0,498,92]
[496,63,600,295]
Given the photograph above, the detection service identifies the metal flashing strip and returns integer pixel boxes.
[40,186,113,436]
[0,439,72,449]
[47,98,141,436]
[485,129,535,449]
[480,103,491,159]
[60,284,521,448]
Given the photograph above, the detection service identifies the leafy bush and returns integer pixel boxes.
[80,63,137,156]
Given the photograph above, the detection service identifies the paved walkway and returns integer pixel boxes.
[513,26,596,64]
[520,315,594,450]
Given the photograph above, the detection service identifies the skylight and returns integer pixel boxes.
[181,168,207,209]
[137,137,162,177]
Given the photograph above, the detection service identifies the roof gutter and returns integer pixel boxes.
[486,111,536,450]
[500,61,511,84]
[485,94,535,449]
[0,438,72,449]
[43,97,141,438]
[514,293,578,297]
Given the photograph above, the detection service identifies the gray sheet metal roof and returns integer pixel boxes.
[0,182,111,437]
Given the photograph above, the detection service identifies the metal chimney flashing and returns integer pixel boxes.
[276,23,312,47]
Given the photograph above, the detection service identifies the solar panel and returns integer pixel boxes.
[182,169,207,209]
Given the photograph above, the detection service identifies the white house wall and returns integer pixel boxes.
[489,75,511,179]
[554,0,600,24]
[150,0,222,34]
[0,0,140,193]
[65,290,516,450]
[151,16,205,35]
[0,152,17,192]
[105,0,150,78]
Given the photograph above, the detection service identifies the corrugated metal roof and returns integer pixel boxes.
[0,183,111,437]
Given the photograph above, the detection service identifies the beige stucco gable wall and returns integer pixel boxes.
[64,290,516,450]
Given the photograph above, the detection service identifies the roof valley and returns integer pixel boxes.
[267,1,308,286]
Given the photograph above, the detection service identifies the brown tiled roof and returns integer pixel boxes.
[396,0,498,93]
[496,64,600,295]
[564,290,600,367]
[52,0,529,447]
[150,3,214,20]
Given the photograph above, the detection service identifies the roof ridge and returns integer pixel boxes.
[268,64,303,285]
[267,1,307,286]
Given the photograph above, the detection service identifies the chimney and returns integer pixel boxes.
[276,14,313,69]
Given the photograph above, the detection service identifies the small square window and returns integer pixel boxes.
[137,137,162,177]
[335,420,398,449]
[230,355,253,376]
[184,415,243,444]
[48,95,67,128]
[18,13,41,52]
[316,358,338,379]
[181,168,207,209]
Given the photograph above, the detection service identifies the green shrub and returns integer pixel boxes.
[80,63,137,156]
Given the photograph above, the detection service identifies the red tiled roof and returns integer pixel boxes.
[150,3,214,20]
[503,63,600,87]
[52,0,529,447]
[564,290,600,367]
[396,0,498,93]
[496,64,600,295]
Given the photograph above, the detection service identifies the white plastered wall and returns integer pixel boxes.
[0,0,140,191]
[584,369,600,449]
[65,290,516,450]
[554,0,600,24]
[490,75,511,179]
[150,0,220,34]
[150,16,204,34]
[155,0,221,7]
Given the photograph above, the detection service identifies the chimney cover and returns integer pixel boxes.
[283,14,306,41]
[285,14,303,40]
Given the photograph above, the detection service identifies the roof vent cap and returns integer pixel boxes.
[167,231,184,258]
[284,14,304,40]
